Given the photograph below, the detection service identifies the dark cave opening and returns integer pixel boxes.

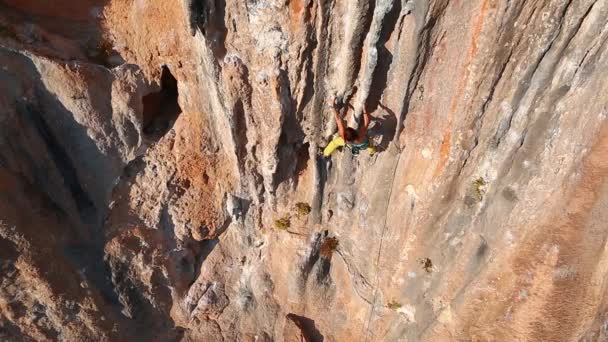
[142,66,181,139]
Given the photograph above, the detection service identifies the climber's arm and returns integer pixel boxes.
[334,108,347,139]
[357,109,371,142]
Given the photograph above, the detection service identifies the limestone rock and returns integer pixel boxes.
[1,0,608,341]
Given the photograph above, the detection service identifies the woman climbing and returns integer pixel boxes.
[323,97,376,157]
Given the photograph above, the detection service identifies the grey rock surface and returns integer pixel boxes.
[1,0,608,341]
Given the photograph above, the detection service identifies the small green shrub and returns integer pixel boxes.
[294,202,311,217]
[274,216,291,230]
[419,257,433,273]
[472,177,487,201]
[387,300,402,310]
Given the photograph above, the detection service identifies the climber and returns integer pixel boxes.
[323,97,376,157]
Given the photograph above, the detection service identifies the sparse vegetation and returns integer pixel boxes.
[387,300,402,310]
[320,237,339,258]
[294,202,311,217]
[472,177,487,201]
[419,257,433,273]
[272,202,312,233]
[274,216,291,230]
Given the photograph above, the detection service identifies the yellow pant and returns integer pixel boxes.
[323,137,376,156]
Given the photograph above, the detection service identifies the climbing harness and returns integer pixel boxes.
[346,138,370,155]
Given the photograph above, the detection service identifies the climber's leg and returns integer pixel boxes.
[323,137,345,157]
[365,139,376,155]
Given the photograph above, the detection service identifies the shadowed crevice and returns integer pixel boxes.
[142,66,181,140]
[19,102,97,223]
[190,0,228,60]
[286,314,324,342]
[366,0,402,113]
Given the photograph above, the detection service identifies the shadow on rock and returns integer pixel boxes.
[286,313,324,342]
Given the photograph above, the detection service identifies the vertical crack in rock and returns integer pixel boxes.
[393,0,439,145]
[352,0,394,119]
[187,0,228,59]
[363,148,402,341]
[19,102,96,222]
[297,232,325,296]
[310,0,336,226]
[333,0,376,98]
[365,0,403,113]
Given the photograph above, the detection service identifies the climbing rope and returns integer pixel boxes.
[363,143,403,342]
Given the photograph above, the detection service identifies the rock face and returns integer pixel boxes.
[1,0,607,341]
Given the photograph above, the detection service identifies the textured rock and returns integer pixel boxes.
[1,0,608,341]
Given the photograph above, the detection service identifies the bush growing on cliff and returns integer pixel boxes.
[274,216,291,230]
[294,202,311,217]
[419,257,433,273]
[387,300,402,310]
[472,177,487,201]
